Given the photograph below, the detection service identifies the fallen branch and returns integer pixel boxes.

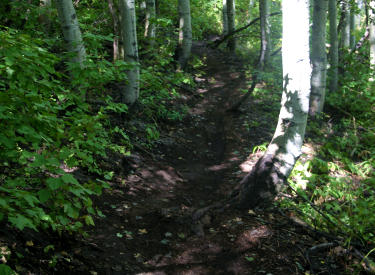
[210,12,281,49]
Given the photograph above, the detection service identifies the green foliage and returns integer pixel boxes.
[0,28,129,233]
[191,0,222,39]
[280,45,375,248]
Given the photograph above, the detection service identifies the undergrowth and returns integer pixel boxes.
[279,48,375,262]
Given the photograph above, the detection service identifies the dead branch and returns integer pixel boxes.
[210,12,281,49]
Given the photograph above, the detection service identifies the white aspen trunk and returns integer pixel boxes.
[340,0,351,48]
[309,0,328,116]
[259,0,271,69]
[178,0,192,70]
[119,0,140,104]
[237,0,311,208]
[350,5,356,49]
[107,0,123,61]
[328,0,338,92]
[227,0,236,52]
[56,0,86,67]
[144,0,156,39]
[370,1,375,67]
[223,0,228,35]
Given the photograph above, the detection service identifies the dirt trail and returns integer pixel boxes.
[75,43,308,275]
[7,42,347,274]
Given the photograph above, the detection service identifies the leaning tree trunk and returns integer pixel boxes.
[144,0,156,40]
[56,0,86,67]
[309,0,328,116]
[178,0,192,70]
[119,0,140,104]
[227,0,236,53]
[258,0,271,70]
[328,0,338,92]
[236,0,311,209]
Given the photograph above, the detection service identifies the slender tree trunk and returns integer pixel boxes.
[370,1,375,67]
[178,0,192,70]
[56,0,86,67]
[236,0,311,208]
[119,0,140,104]
[108,0,123,61]
[309,0,328,116]
[227,0,236,53]
[340,0,351,48]
[328,0,338,92]
[258,0,271,69]
[144,0,156,40]
[223,0,228,35]
[350,6,356,49]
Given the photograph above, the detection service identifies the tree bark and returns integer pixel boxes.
[309,0,328,116]
[144,0,156,40]
[107,0,123,61]
[236,0,311,209]
[119,0,140,104]
[178,0,192,70]
[258,0,271,70]
[223,0,228,35]
[370,1,375,67]
[328,0,338,93]
[227,0,236,53]
[56,0,86,67]
[350,5,356,49]
[339,0,351,49]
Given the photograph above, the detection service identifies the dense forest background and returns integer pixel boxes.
[1,0,375,274]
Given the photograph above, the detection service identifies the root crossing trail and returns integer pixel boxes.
[66,43,321,274]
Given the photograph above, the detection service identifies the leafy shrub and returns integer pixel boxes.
[0,28,129,233]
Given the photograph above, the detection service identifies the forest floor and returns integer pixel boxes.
[1,42,354,275]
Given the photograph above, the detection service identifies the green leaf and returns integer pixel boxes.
[245,256,255,262]
[61,173,79,185]
[8,214,36,231]
[38,189,52,203]
[0,264,15,275]
[46,177,63,190]
[84,215,95,226]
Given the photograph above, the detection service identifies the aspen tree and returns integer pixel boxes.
[328,0,338,92]
[309,0,328,116]
[259,0,271,69]
[340,0,351,48]
[107,0,123,61]
[56,0,86,67]
[178,0,192,70]
[370,1,375,67]
[119,0,140,104]
[236,0,311,208]
[144,0,156,40]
